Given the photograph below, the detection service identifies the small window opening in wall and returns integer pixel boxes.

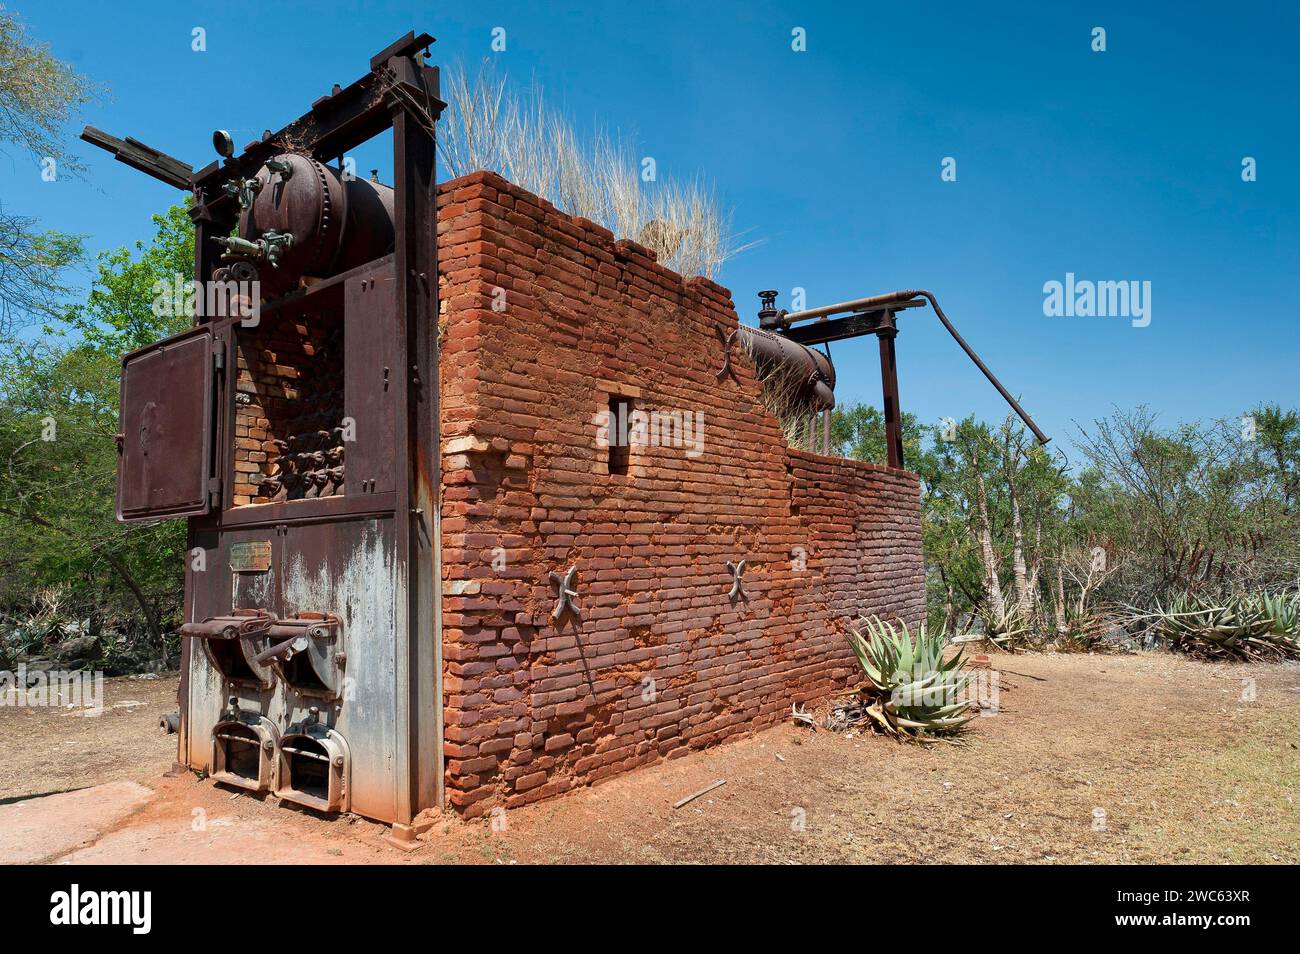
[607,394,633,476]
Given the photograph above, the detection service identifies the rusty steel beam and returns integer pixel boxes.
[80,126,193,190]
[370,30,434,69]
[779,300,924,346]
[877,315,905,469]
[389,53,445,832]
[191,32,441,216]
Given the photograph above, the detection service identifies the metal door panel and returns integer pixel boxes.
[117,326,214,521]
[344,264,397,496]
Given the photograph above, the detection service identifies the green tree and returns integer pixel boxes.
[0,7,96,333]
[829,401,924,466]
[0,205,193,666]
[1248,404,1300,514]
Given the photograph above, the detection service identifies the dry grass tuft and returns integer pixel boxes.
[438,60,754,279]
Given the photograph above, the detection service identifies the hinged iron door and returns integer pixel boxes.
[117,325,216,521]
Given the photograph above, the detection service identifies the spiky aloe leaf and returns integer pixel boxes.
[847,616,976,738]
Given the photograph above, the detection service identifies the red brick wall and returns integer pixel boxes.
[436,171,925,816]
[232,310,345,505]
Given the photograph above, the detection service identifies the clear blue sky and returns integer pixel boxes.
[3,0,1296,461]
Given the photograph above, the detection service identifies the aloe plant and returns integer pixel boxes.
[1149,592,1300,661]
[847,616,974,738]
[1256,590,1300,642]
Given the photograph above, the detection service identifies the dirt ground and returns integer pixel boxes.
[0,672,177,802]
[1,651,1297,864]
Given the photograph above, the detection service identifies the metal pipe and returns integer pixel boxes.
[781,289,1050,446]
[781,290,917,324]
[915,291,1049,446]
[736,325,836,410]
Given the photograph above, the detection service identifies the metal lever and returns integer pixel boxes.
[253,634,309,666]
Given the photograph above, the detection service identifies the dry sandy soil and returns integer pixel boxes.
[1,651,1297,864]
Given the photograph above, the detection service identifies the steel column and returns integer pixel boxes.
[389,67,443,831]
[877,318,904,470]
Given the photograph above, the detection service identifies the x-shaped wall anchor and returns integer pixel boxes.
[726,559,748,602]
[715,328,740,382]
[548,566,580,621]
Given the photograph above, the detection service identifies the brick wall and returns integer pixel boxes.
[436,171,924,816]
[232,309,344,505]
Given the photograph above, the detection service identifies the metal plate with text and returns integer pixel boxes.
[229,541,273,573]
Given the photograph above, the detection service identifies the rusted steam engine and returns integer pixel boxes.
[92,33,445,842]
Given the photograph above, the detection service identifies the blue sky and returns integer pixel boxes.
[3,0,1296,461]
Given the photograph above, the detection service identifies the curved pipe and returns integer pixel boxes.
[737,325,835,410]
[781,289,1049,445]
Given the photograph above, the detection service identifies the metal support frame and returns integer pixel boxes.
[389,57,445,819]
[876,316,905,470]
[757,288,1049,471]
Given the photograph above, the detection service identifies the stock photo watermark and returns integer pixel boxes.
[1043,273,1151,327]
[594,404,706,458]
[151,274,261,325]
[1,665,103,715]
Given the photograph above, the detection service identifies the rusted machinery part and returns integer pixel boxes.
[160,712,180,735]
[911,290,1049,446]
[779,289,921,324]
[736,325,835,411]
[782,288,1049,445]
[238,152,395,296]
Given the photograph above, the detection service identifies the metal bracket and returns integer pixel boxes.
[725,559,748,603]
[548,566,580,621]
[222,175,263,210]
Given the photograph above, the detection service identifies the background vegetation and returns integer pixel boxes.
[1,8,188,670]
[829,400,1300,651]
[0,206,192,671]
